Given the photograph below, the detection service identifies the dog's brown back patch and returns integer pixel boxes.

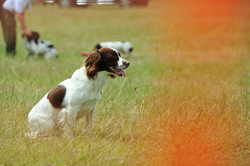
[47,85,66,109]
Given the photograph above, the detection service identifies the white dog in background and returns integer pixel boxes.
[22,31,58,60]
[95,41,133,58]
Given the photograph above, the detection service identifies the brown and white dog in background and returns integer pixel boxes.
[27,48,130,138]
[22,31,58,60]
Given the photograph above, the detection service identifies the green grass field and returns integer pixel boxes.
[1,0,250,165]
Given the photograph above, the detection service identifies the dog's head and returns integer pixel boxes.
[21,31,40,44]
[84,48,130,80]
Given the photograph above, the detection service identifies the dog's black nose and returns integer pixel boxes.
[123,60,130,68]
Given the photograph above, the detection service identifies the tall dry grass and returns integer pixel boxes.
[0,1,250,165]
[141,0,250,165]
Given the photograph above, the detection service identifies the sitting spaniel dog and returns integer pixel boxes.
[95,41,133,58]
[27,48,130,138]
[22,31,58,60]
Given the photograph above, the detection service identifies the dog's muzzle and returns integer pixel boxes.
[122,60,130,69]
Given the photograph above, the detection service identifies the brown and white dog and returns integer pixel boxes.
[27,48,130,138]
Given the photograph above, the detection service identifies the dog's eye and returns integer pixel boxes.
[104,52,118,59]
[113,54,119,59]
[111,53,118,58]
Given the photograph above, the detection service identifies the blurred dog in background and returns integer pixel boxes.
[94,41,133,58]
[22,31,58,60]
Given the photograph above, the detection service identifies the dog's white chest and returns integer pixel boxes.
[82,99,98,108]
[76,99,98,119]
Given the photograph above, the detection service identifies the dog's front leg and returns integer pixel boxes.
[26,53,30,59]
[26,51,33,59]
[65,109,78,139]
[34,52,40,59]
[85,107,95,134]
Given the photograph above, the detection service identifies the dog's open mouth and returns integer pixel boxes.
[108,67,126,77]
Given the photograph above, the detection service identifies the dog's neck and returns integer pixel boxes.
[87,70,108,92]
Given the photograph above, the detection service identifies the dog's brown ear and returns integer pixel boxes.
[32,32,40,45]
[84,49,101,80]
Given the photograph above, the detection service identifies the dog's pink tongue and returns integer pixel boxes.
[115,69,126,77]
[119,70,126,77]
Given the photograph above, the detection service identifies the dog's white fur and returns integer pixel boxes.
[22,31,58,60]
[95,41,133,58]
[27,48,130,138]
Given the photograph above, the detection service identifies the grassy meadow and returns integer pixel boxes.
[0,0,250,165]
